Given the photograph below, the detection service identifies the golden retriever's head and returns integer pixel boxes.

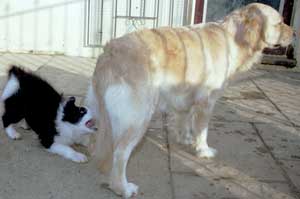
[222,3,294,50]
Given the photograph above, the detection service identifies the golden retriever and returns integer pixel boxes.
[86,3,294,198]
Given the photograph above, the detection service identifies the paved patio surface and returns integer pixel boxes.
[0,53,299,199]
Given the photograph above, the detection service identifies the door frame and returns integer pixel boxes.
[193,0,206,24]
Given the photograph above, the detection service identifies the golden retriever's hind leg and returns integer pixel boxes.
[109,116,152,198]
[109,128,144,198]
[104,83,157,198]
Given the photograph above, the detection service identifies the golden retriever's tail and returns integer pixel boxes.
[85,81,113,174]
[85,83,100,120]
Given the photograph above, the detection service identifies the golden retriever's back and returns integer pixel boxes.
[102,23,231,89]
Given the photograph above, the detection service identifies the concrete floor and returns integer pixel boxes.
[0,53,299,199]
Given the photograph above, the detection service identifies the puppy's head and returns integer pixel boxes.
[62,96,97,133]
[223,3,294,49]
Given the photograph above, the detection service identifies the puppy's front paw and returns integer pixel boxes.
[197,147,217,158]
[71,152,88,163]
[10,132,21,140]
[6,127,21,140]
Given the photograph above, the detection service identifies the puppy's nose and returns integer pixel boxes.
[80,107,87,114]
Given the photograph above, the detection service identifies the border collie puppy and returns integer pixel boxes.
[1,66,97,163]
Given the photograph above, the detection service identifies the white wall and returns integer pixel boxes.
[0,0,188,58]
[0,0,102,57]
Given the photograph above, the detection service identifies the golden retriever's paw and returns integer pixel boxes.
[123,183,139,198]
[197,147,217,158]
[110,182,138,198]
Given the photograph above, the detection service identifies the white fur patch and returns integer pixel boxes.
[55,103,74,143]
[1,74,20,101]
[104,83,147,140]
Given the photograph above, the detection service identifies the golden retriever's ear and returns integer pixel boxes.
[235,8,264,50]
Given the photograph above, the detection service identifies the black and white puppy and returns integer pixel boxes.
[1,66,97,163]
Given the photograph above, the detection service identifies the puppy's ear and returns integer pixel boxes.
[235,7,263,50]
[68,96,76,104]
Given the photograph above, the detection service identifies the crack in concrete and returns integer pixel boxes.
[172,171,199,177]
[36,55,55,72]
[251,122,300,199]
[251,79,298,128]
[163,113,176,199]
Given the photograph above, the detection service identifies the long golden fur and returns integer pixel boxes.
[86,3,294,198]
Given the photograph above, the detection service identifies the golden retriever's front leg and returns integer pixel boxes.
[194,126,217,158]
[172,111,194,145]
[191,103,217,158]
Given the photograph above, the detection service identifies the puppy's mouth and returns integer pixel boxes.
[85,119,97,131]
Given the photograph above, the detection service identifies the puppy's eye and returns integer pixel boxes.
[79,107,87,114]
